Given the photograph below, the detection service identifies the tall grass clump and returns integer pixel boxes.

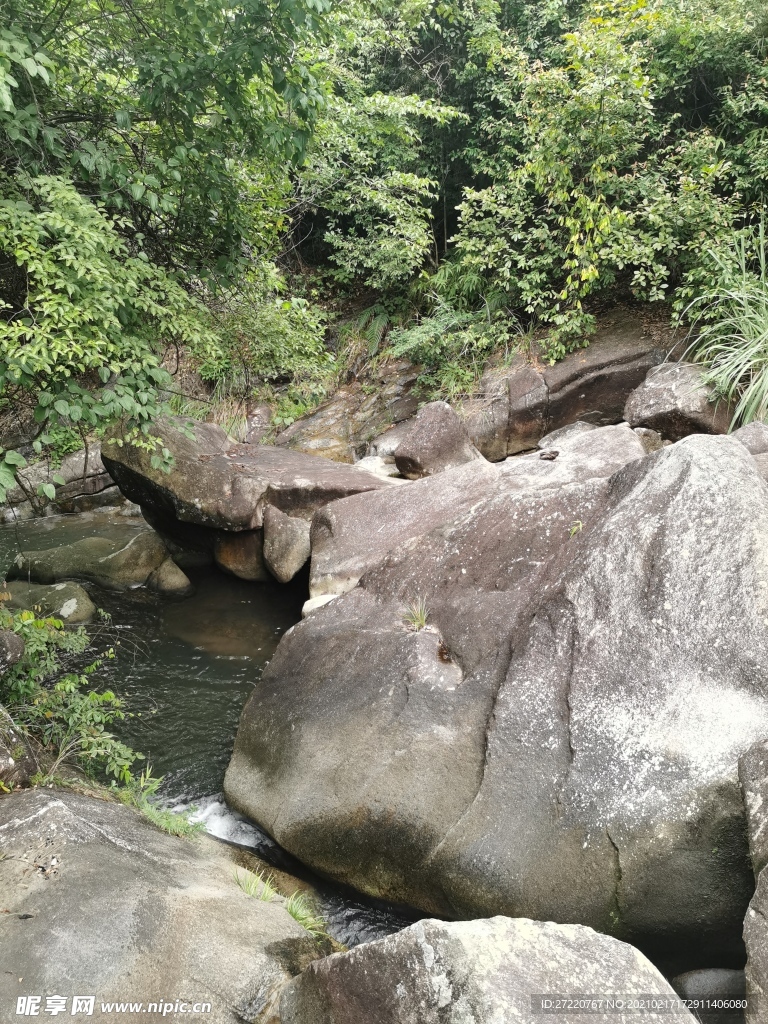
[686,221,768,428]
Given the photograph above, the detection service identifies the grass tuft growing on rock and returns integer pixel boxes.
[234,867,278,901]
[284,891,329,939]
[403,596,429,631]
[118,768,205,838]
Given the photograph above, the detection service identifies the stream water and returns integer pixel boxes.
[0,508,418,946]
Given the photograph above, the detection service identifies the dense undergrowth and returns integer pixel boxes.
[2,0,768,486]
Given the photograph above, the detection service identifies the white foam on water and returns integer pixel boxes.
[166,792,266,846]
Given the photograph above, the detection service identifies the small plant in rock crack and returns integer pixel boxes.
[569,520,584,538]
[403,597,429,631]
[284,891,329,938]
[234,867,278,902]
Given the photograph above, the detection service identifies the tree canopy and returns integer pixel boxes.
[2,0,768,497]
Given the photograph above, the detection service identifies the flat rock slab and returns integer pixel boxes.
[226,435,768,973]
[281,917,696,1024]
[0,790,321,1024]
[103,418,391,533]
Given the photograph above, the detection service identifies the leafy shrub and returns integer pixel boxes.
[0,174,223,493]
[200,265,333,393]
[388,297,520,397]
[0,603,142,784]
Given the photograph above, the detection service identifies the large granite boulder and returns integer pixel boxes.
[213,530,271,582]
[624,363,733,440]
[732,422,768,456]
[281,917,696,1024]
[309,424,645,600]
[263,507,312,584]
[0,789,323,1023]
[744,870,768,1024]
[102,418,390,549]
[740,739,768,878]
[461,312,672,460]
[226,434,768,972]
[7,524,191,594]
[392,401,484,479]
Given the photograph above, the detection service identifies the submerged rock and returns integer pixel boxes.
[393,401,484,479]
[0,790,323,1023]
[2,580,97,623]
[226,434,768,971]
[624,363,733,440]
[7,525,190,594]
[281,917,696,1024]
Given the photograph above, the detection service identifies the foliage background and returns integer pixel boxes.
[2,0,768,461]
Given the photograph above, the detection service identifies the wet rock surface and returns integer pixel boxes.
[7,523,191,594]
[226,434,768,972]
[2,580,97,623]
[0,789,323,1024]
[280,917,696,1024]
